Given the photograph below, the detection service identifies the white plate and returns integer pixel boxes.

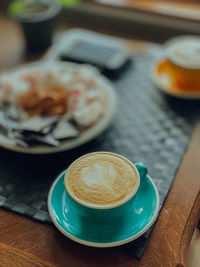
[0,61,117,154]
[153,59,200,100]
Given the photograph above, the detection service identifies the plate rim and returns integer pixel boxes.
[47,170,160,248]
[153,59,200,100]
[0,61,117,154]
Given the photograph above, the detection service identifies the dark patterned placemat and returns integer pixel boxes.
[0,47,199,259]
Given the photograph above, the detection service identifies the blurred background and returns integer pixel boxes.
[0,0,200,71]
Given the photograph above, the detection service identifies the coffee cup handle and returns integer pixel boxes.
[135,163,148,181]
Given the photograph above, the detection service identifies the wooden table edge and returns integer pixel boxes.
[142,120,200,266]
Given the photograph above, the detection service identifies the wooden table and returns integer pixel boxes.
[0,14,200,267]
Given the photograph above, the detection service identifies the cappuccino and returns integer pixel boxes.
[166,35,200,69]
[64,152,138,207]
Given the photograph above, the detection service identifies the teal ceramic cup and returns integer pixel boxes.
[64,152,147,223]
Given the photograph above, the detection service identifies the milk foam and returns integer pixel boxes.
[65,153,138,206]
[167,36,200,69]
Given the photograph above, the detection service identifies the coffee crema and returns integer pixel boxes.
[64,152,138,206]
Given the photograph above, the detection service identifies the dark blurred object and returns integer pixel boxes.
[8,0,61,53]
[60,39,132,79]
[46,29,132,79]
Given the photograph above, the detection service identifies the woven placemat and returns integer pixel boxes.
[0,45,198,259]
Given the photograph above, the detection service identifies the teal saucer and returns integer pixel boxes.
[48,171,160,248]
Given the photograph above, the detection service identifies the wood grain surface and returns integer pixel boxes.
[0,14,200,267]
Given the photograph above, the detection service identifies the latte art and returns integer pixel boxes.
[65,153,138,206]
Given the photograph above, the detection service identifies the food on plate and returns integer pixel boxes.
[0,65,108,148]
[17,86,68,116]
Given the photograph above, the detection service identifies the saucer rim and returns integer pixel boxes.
[153,59,200,100]
[48,170,160,248]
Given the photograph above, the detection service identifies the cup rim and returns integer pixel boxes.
[165,35,200,70]
[64,152,140,210]
[10,1,61,23]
